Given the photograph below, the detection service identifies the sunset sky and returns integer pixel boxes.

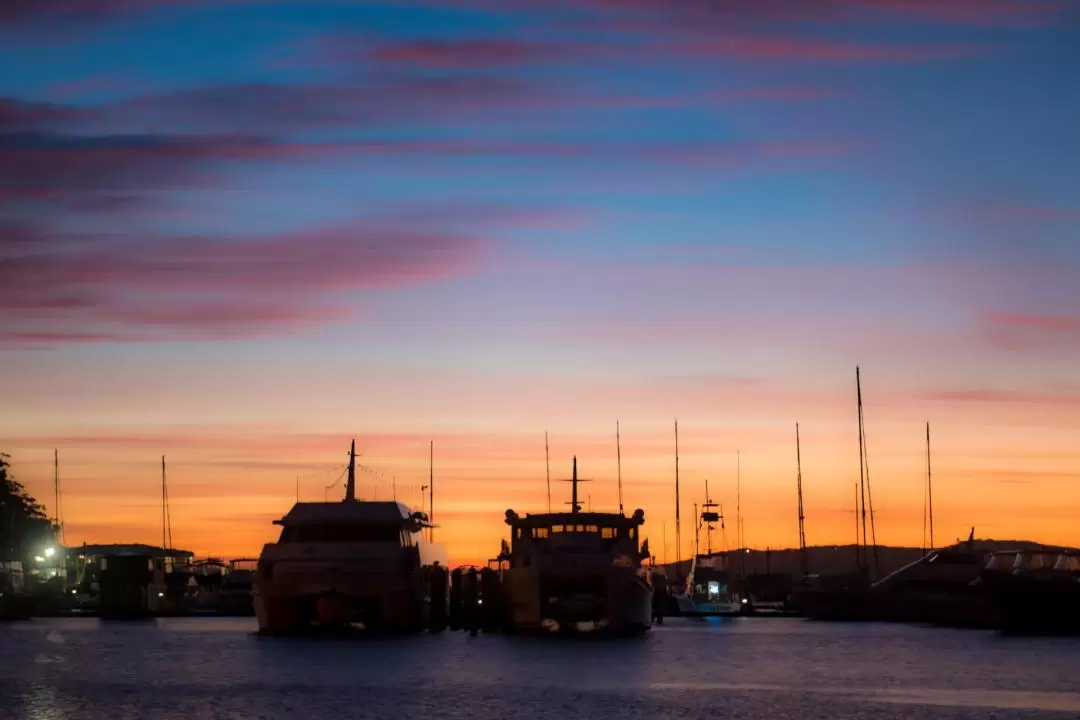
[2,1,1079,564]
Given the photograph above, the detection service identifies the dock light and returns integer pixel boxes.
[44,547,56,558]
[741,598,748,605]
[157,592,165,598]
[34,556,45,563]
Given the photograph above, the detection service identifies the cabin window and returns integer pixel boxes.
[574,525,585,533]
[281,525,402,543]
[629,528,637,540]
[601,528,615,539]
[551,525,564,533]
[515,528,522,540]
[586,525,598,533]
[533,528,549,539]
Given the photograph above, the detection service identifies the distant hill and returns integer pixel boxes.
[653,539,1076,580]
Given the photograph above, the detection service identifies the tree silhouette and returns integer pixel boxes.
[0,454,56,561]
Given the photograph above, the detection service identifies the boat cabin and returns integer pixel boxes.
[501,508,648,571]
[273,501,432,545]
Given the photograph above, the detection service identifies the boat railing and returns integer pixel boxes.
[985,550,1080,574]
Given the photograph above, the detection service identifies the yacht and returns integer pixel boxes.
[981,548,1080,634]
[495,457,654,634]
[254,440,449,633]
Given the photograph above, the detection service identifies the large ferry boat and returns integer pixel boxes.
[495,457,654,634]
[254,440,449,633]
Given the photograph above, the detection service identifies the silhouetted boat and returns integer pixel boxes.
[981,549,1080,635]
[494,457,653,634]
[217,559,257,616]
[0,561,34,620]
[254,440,449,633]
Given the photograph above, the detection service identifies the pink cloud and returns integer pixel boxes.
[846,0,1070,27]
[919,388,1080,406]
[0,221,489,345]
[2,0,1071,30]
[981,312,1080,353]
[368,37,594,68]
[670,36,985,62]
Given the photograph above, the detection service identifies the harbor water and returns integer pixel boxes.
[2,617,1079,719]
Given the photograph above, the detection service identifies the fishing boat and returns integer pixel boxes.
[672,477,745,616]
[494,456,654,634]
[253,440,449,633]
[675,554,744,616]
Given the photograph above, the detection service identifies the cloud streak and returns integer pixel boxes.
[0,221,488,345]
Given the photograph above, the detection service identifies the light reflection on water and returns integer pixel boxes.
[2,617,1078,719]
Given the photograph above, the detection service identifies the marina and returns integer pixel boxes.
[3,615,1080,720]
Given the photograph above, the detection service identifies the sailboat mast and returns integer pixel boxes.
[662,522,668,567]
[796,424,807,576]
[616,420,623,515]
[853,482,860,568]
[736,450,741,550]
[856,367,868,568]
[545,431,552,513]
[53,448,63,545]
[345,439,357,502]
[429,440,434,543]
[927,422,934,550]
[674,420,681,571]
[705,477,712,555]
[857,367,879,578]
[161,455,168,555]
[693,502,699,558]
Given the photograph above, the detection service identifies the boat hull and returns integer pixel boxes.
[501,566,652,634]
[981,570,1080,635]
[254,572,430,634]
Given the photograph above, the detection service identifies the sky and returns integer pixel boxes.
[1,0,1079,564]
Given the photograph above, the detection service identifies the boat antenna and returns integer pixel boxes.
[545,431,552,513]
[927,422,934,551]
[560,456,591,513]
[674,419,681,574]
[345,439,357,502]
[393,475,397,502]
[429,440,434,543]
[796,423,807,576]
[295,475,299,503]
[616,420,624,515]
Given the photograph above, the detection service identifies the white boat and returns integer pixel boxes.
[675,553,744,616]
[254,440,449,633]
[673,498,744,616]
